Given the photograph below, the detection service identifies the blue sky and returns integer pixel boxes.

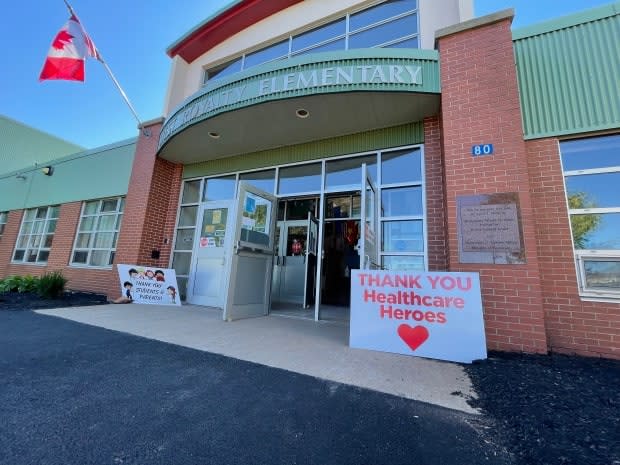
[0,0,614,149]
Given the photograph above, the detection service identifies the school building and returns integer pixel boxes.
[1,0,618,359]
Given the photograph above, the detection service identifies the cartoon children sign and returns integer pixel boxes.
[117,264,182,306]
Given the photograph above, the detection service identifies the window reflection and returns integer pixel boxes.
[350,0,417,31]
[349,14,418,48]
[203,176,236,201]
[240,169,276,194]
[565,172,620,209]
[278,163,322,194]
[584,260,620,290]
[292,18,345,52]
[561,134,620,171]
[381,186,422,216]
[381,149,422,184]
[326,155,376,189]
[570,213,620,250]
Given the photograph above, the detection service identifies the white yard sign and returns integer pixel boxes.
[117,264,182,306]
[350,270,486,363]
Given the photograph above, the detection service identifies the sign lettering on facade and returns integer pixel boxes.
[159,59,426,146]
[350,270,487,363]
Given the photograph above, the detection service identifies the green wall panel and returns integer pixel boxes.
[183,122,424,178]
[514,3,620,139]
[0,139,136,212]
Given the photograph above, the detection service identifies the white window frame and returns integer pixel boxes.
[12,206,60,265]
[561,135,620,300]
[70,197,125,269]
[0,211,7,236]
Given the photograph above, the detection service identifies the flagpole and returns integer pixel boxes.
[62,0,150,136]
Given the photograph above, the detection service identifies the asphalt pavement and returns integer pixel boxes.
[0,311,510,465]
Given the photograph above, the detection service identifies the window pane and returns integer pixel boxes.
[46,220,57,233]
[84,201,98,215]
[381,148,422,184]
[182,180,201,204]
[49,206,60,219]
[565,173,620,209]
[571,213,620,250]
[21,222,32,235]
[382,255,424,271]
[278,163,321,194]
[583,260,620,290]
[89,250,109,267]
[17,236,28,248]
[80,216,96,231]
[76,233,91,248]
[286,198,316,220]
[26,249,37,262]
[350,0,417,31]
[98,215,117,231]
[244,40,289,69]
[325,156,376,189]
[32,221,44,234]
[25,209,36,221]
[101,199,118,212]
[43,234,54,248]
[381,187,422,216]
[240,169,276,194]
[326,196,351,219]
[349,14,418,49]
[13,250,24,261]
[36,208,47,219]
[178,206,198,227]
[382,220,423,252]
[207,57,242,82]
[561,134,620,171]
[29,235,41,248]
[385,36,419,49]
[93,232,114,249]
[0,224,4,235]
[175,229,195,250]
[176,277,188,301]
[172,252,191,275]
[293,38,346,57]
[292,18,345,52]
[115,214,124,230]
[119,198,125,212]
[73,251,88,264]
[203,176,236,201]
[37,250,49,263]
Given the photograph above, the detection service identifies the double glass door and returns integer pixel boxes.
[272,213,318,307]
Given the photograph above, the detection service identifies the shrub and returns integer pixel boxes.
[0,275,39,293]
[36,271,67,299]
[17,275,39,293]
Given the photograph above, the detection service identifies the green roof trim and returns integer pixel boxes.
[0,115,84,176]
[512,1,620,40]
[513,2,620,139]
[0,138,136,212]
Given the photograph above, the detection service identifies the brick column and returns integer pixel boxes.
[0,210,23,278]
[436,11,548,353]
[424,116,448,271]
[114,120,184,280]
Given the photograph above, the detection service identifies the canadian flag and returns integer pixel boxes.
[39,14,100,82]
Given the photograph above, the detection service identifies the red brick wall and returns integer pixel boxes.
[424,116,448,271]
[114,121,183,297]
[0,204,118,296]
[527,138,620,359]
[437,17,548,353]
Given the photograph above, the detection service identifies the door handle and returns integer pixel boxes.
[282,256,286,266]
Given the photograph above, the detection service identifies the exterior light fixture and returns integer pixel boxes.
[296,108,310,119]
[41,166,54,176]
[208,132,220,139]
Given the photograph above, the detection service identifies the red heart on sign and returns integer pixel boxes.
[397,324,429,351]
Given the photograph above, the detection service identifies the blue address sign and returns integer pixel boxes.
[471,144,494,156]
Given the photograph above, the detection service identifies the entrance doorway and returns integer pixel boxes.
[186,200,233,308]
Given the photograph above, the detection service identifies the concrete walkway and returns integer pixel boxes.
[37,303,477,413]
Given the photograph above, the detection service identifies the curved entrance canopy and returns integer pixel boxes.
[158,49,440,164]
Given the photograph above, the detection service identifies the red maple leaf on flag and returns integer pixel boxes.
[52,30,74,50]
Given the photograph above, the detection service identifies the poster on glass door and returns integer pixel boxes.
[117,264,182,306]
[350,269,486,363]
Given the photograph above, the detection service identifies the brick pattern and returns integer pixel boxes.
[527,138,620,359]
[114,122,183,296]
[0,204,118,296]
[424,116,448,271]
[437,18,548,353]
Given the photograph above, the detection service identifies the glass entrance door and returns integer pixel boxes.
[272,220,309,305]
[187,200,232,308]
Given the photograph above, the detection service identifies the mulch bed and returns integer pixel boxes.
[465,351,620,465]
[0,291,108,311]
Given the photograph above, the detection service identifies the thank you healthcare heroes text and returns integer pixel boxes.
[350,270,487,363]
